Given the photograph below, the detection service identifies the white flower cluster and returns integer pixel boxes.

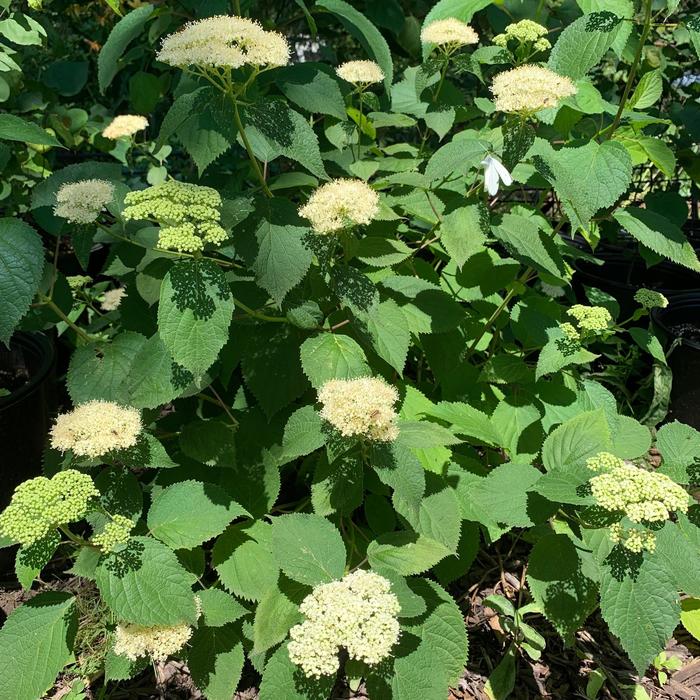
[102,114,149,139]
[335,60,384,85]
[318,376,399,442]
[101,287,126,312]
[493,20,551,52]
[490,65,576,114]
[298,178,380,235]
[54,179,114,224]
[421,18,479,48]
[50,400,142,459]
[288,570,401,678]
[157,15,289,70]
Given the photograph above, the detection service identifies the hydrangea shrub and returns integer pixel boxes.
[0,1,699,698]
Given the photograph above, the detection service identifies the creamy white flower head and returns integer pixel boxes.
[421,18,479,48]
[490,65,576,114]
[318,376,399,442]
[101,287,127,312]
[481,155,513,196]
[336,60,384,85]
[102,114,149,139]
[288,570,400,678]
[157,15,290,70]
[298,178,379,235]
[50,400,142,458]
[114,621,192,662]
[54,179,114,224]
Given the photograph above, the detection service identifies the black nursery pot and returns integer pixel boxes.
[653,294,700,430]
[0,333,56,571]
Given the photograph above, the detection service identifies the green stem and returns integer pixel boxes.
[40,295,93,343]
[231,97,273,198]
[59,525,91,547]
[605,0,653,139]
[232,296,289,323]
[433,59,449,101]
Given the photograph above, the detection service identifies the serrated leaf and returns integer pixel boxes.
[95,536,197,626]
[364,299,410,373]
[368,531,451,575]
[502,119,535,170]
[610,415,651,459]
[629,69,663,110]
[15,531,61,590]
[688,16,700,60]
[317,0,393,90]
[356,236,413,267]
[0,592,77,700]
[421,401,502,447]
[300,333,370,388]
[158,260,234,377]
[0,114,61,147]
[0,218,45,344]
[198,589,249,627]
[656,421,700,483]
[416,487,461,552]
[179,421,236,467]
[439,204,488,269]
[600,553,679,673]
[542,409,612,473]
[277,63,346,120]
[548,11,622,80]
[425,137,489,182]
[536,325,599,379]
[655,516,700,597]
[98,4,154,92]
[280,406,326,465]
[148,480,248,549]
[253,579,304,655]
[614,207,700,272]
[188,624,244,700]
[270,513,346,585]
[259,643,335,700]
[311,451,364,516]
[527,533,598,643]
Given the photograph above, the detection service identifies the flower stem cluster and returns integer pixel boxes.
[92,515,134,553]
[493,20,551,54]
[298,178,380,235]
[335,60,384,86]
[54,180,115,224]
[288,570,401,678]
[318,376,399,442]
[0,470,99,546]
[420,18,479,53]
[50,400,142,459]
[490,65,576,115]
[123,181,227,253]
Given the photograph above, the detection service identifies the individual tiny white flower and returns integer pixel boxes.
[336,60,384,85]
[102,115,149,140]
[101,287,127,312]
[481,155,513,196]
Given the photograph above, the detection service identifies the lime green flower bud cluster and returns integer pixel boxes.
[122,181,228,253]
[567,304,612,333]
[0,470,99,546]
[93,515,134,553]
[67,275,92,290]
[586,452,688,553]
[493,20,550,52]
[634,288,669,310]
[556,322,581,355]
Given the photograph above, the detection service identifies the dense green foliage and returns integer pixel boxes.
[1,0,700,698]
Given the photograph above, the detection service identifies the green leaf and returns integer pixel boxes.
[95,536,197,626]
[685,15,700,60]
[536,326,599,379]
[629,69,663,110]
[253,579,304,655]
[179,421,236,467]
[243,99,327,178]
[158,260,235,377]
[364,299,410,373]
[16,532,61,590]
[236,198,313,303]
[98,4,155,92]
[198,589,249,627]
[425,137,489,183]
[681,598,700,642]
[502,119,535,170]
[188,625,244,700]
[356,236,413,267]
[576,0,634,56]
[277,63,346,120]
[614,207,700,272]
[397,421,461,448]
[311,451,364,516]
[610,415,651,459]
[600,553,680,673]
[0,592,77,700]
[655,516,700,597]
[212,524,279,602]
[416,487,462,552]
[367,579,468,698]
[259,643,335,700]
[548,11,622,80]
[300,333,370,388]
[656,421,700,483]
[542,409,612,473]
[421,401,502,447]
[0,114,61,147]
[317,0,393,90]
[367,531,451,575]
[280,406,326,465]
[628,327,667,365]
[439,204,488,269]
[148,481,248,549]
[527,533,598,643]
[270,513,346,585]
[67,332,146,404]
[0,218,45,344]
[533,140,632,233]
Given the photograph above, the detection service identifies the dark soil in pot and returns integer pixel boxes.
[0,332,56,573]
[652,294,700,430]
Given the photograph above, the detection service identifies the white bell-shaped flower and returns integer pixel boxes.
[481,154,513,196]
